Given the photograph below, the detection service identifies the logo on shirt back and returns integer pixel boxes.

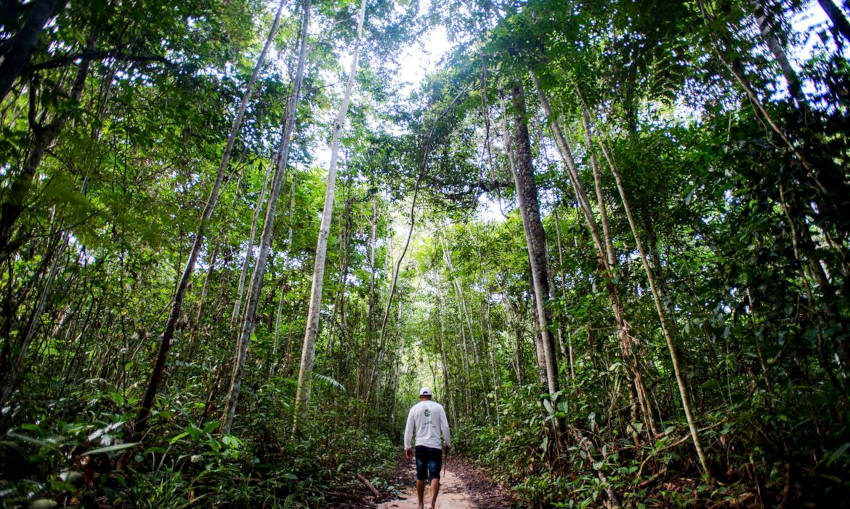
[424,409,431,417]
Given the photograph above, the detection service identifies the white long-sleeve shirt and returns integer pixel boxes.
[404,400,450,450]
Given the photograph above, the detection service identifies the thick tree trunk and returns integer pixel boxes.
[132,0,289,439]
[0,0,58,103]
[220,0,311,435]
[510,82,559,396]
[293,0,366,421]
[817,0,850,44]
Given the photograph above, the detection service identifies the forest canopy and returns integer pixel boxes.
[1,0,849,506]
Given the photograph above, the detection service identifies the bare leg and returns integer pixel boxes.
[429,478,440,509]
[416,480,425,509]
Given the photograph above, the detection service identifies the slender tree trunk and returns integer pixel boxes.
[752,1,806,108]
[528,281,549,388]
[501,293,525,385]
[327,193,353,366]
[546,242,566,381]
[552,206,575,379]
[269,170,298,376]
[269,277,286,376]
[578,93,616,269]
[0,47,90,263]
[441,234,488,399]
[437,293,456,424]
[0,0,58,103]
[186,244,218,362]
[360,197,378,400]
[220,0,311,435]
[365,174,423,406]
[509,81,559,396]
[698,0,833,212]
[0,230,68,406]
[582,92,710,475]
[532,71,656,438]
[485,296,501,426]
[293,0,366,420]
[132,0,288,439]
[232,163,272,328]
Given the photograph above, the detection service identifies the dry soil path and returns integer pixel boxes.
[377,468,471,509]
[375,456,514,509]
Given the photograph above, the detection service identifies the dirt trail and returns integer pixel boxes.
[375,457,514,509]
[377,468,472,509]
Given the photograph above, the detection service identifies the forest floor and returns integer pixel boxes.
[354,455,516,508]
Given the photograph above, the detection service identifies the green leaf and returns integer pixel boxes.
[83,442,139,455]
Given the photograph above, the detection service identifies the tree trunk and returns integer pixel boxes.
[582,91,710,475]
[327,192,353,367]
[232,162,272,328]
[436,290,456,424]
[752,1,806,108]
[270,171,298,376]
[528,278,549,388]
[484,295,501,426]
[509,81,559,396]
[506,297,526,385]
[293,0,365,421]
[365,174,423,407]
[360,197,378,399]
[0,0,58,103]
[552,206,575,379]
[0,229,68,407]
[441,233,488,399]
[532,71,657,438]
[545,242,566,382]
[578,92,616,269]
[269,276,286,376]
[220,0,311,435]
[817,0,850,44]
[186,244,218,362]
[132,0,289,439]
[0,46,90,263]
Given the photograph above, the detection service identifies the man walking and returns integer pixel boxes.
[404,387,450,509]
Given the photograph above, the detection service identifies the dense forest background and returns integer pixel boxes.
[1,0,849,506]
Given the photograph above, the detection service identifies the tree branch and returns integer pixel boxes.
[30,50,172,72]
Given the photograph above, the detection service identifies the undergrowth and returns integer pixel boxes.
[454,380,850,508]
[0,377,396,507]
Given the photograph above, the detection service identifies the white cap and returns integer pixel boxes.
[419,387,432,396]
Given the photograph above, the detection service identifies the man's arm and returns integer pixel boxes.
[403,407,415,456]
[440,406,450,449]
